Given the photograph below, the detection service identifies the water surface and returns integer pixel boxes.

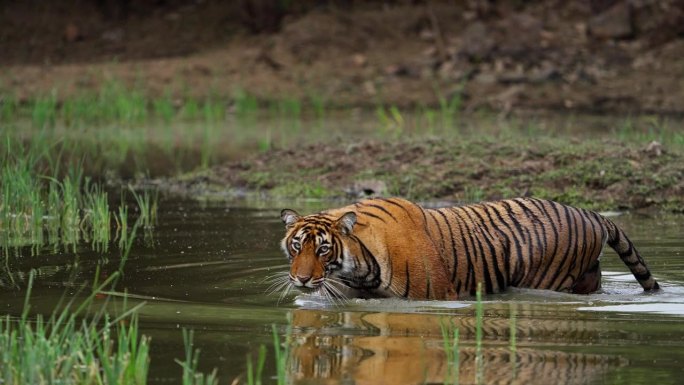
[2,199,683,385]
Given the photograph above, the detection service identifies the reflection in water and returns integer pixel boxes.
[288,308,624,385]
[2,201,683,385]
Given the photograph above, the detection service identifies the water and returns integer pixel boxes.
[2,199,683,385]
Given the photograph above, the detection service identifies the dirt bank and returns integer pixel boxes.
[153,137,684,212]
[2,1,684,114]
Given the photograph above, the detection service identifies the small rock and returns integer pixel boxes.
[346,180,387,198]
[644,140,663,157]
[385,64,414,77]
[589,2,633,39]
[64,23,82,42]
[460,21,495,60]
[352,54,367,67]
[362,81,376,96]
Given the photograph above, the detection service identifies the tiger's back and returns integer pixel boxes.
[280,197,659,300]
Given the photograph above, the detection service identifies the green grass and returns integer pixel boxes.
[246,345,267,385]
[129,186,159,230]
[240,322,293,385]
[440,318,460,385]
[438,283,518,385]
[0,271,147,385]
[4,82,684,211]
[272,323,292,385]
[0,137,160,254]
[176,329,219,385]
[1,271,219,385]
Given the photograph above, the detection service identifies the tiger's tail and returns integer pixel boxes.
[602,216,660,291]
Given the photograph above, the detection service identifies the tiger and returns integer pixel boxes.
[278,197,660,300]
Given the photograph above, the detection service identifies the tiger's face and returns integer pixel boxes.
[280,209,356,291]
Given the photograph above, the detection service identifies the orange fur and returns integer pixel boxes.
[280,197,659,300]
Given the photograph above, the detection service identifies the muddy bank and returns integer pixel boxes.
[2,1,684,114]
[153,138,684,212]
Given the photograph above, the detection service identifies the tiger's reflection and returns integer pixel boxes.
[287,308,625,385]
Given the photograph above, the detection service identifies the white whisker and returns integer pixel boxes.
[325,278,350,299]
[261,271,291,284]
[322,280,347,307]
[277,283,294,305]
[265,278,291,295]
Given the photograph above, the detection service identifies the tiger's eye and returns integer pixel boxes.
[292,242,301,252]
[318,245,330,255]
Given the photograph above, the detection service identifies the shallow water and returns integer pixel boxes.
[2,199,684,385]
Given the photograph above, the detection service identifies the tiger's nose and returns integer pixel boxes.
[296,275,311,285]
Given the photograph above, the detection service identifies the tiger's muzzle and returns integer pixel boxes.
[290,273,325,289]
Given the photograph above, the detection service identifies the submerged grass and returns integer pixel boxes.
[0,137,159,254]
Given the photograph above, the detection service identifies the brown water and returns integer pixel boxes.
[2,199,683,385]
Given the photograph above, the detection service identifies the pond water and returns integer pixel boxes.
[2,199,683,385]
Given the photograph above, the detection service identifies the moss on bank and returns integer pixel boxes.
[162,137,684,212]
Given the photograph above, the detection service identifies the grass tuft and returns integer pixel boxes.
[176,329,219,385]
[0,271,150,385]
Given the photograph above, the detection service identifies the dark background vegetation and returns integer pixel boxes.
[1,0,683,209]
[2,0,684,112]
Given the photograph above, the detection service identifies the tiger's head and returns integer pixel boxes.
[280,209,357,291]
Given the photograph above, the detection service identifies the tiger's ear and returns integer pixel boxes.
[336,212,357,235]
[281,209,300,228]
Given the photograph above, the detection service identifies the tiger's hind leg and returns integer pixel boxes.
[572,260,602,294]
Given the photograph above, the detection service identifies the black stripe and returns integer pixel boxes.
[501,201,531,285]
[561,207,587,288]
[481,204,512,288]
[634,271,652,281]
[377,198,415,221]
[531,199,563,288]
[624,258,641,267]
[435,209,459,283]
[427,210,448,255]
[485,203,524,286]
[463,205,501,293]
[618,243,634,259]
[426,276,431,299]
[511,199,545,285]
[449,207,476,294]
[577,209,600,277]
[358,210,387,223]
[549,204,576,290]
[358,202,399,222]
[453,207,490,294]
[607,220,620,248]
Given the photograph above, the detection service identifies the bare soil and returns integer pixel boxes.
[2,0,684,114]
[156,137,684,212]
